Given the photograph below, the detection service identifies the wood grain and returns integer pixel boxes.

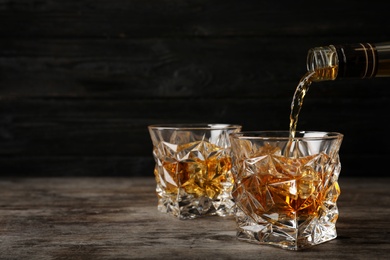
[0,177,389,259]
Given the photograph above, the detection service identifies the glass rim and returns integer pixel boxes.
[148,123,242,131]
[230,130,343,140]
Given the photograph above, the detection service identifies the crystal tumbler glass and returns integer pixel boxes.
[148,124,242,220]
[229,131,343,250]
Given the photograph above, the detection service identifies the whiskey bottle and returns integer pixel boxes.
[306,42,390,81]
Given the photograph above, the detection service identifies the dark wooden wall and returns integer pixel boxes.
[1,0,389,177]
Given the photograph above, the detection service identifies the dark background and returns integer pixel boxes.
[1,0,389,178]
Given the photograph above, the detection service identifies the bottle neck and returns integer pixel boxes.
[306,42,390,81]
[333,43,377,79]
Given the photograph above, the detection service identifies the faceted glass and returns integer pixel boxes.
[230,131,343,250]
[148,124,242,219]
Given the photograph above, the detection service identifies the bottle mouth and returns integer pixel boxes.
[306,46,338,72]
[306,45,339,81]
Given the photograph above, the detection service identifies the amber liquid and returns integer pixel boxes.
[234,142,340,222]
[154,141,233,199]
[289,66,338,139]
[236,153,340,221]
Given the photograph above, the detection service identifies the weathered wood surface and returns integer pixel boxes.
[1,1,390,178]
[0,177,389,259]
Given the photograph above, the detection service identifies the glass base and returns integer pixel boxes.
[234,206,338,250]
[156,183,236,220]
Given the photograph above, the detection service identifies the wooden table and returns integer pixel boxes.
[0,177,389,259]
